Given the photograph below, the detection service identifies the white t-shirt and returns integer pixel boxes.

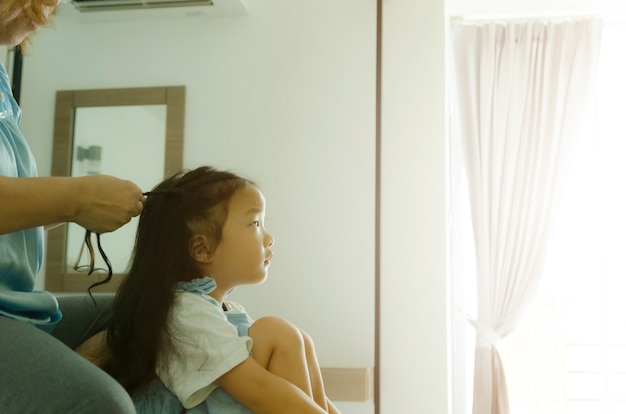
[156,292,253,409]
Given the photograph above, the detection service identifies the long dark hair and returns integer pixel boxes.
[103,166,250,393]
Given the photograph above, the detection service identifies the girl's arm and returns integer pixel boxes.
[218,357,327,414]
[0,175,143,235]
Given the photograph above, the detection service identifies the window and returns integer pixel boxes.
[452,20,626,414]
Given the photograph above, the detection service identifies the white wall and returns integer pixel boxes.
[380,0,450,413]
[22,1,375,413]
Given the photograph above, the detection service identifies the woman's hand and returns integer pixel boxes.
[73,175,145,233]
[0,175,144,235]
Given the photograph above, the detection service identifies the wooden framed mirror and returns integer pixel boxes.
[45,86,185,293]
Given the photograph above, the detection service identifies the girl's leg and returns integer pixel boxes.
[56,294,115,366]
[248,317,331,411]
[300,330,330,410]
[76,329,109,366]
[300,330,340,413]
[0,315,135,413]
[248,317,314,399]
[327,399,341,414]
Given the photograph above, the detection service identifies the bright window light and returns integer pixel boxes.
[453,20,626,414]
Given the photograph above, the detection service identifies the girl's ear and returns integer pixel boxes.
[189,234,212,263]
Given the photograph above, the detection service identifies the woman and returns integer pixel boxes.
[0,1,143,412]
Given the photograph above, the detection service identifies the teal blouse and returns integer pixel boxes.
[0,62,60,332]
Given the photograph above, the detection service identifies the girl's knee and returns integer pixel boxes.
[250,316,305,349]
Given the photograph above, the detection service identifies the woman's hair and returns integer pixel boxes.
[0,0,58,53]
[103,166,251,393]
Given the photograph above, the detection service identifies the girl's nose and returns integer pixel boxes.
[265,231,274,247]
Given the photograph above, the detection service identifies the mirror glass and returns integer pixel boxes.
[66,105,166,273]
[45,86,185,293]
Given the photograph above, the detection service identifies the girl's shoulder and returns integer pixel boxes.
[173,290,221,311]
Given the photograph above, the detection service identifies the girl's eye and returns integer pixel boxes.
[252,220,261,227]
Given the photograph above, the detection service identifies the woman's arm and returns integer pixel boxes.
[0,175,144,235]
[218,357,327,414]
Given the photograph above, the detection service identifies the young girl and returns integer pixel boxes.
[88,166,340,413]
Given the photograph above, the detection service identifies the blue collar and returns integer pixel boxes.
[175,276,236,308]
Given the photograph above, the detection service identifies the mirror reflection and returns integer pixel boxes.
[45,86,185,293]
[67,105,166,273]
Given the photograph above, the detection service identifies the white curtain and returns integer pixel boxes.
[452,18,602,414]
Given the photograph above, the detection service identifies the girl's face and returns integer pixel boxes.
[0,1,56,46]
[205,184,274,296]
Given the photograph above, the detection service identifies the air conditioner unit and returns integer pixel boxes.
[71,0,213,12]
[62,0,247,21]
